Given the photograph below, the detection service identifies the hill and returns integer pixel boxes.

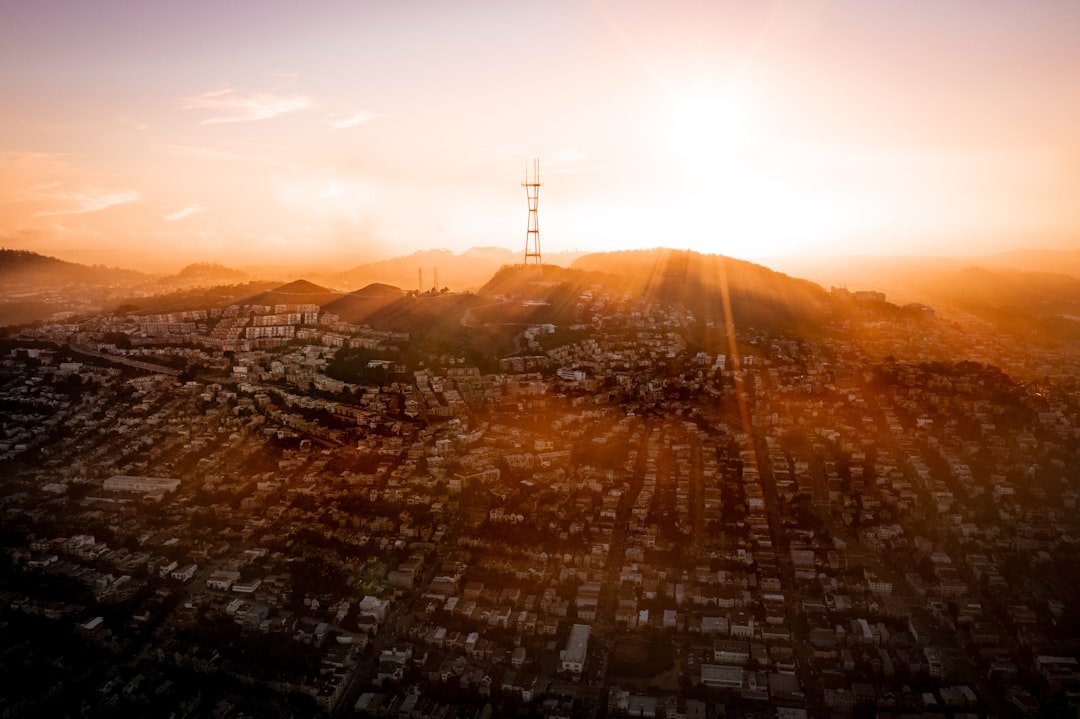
[901,266,1080,343]
[461,250,833,355]
[322,283,408,324]
[240,279,344,307]
[325,290,504,371]
[160,262,250,287]
[570,249,829,333]
[109,281,285,316]
[0,249,148,287]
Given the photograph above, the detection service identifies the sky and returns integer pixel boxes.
[1,0,1079,272]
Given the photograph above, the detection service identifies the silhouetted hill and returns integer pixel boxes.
[322,283,407,324]
[0,249,148,286]
[570,249,830,333]
[241,279,343,306]
[464,250,832,352]
[161,262,250,287]
[351,282,405,297]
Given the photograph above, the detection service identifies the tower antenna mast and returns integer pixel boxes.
[523,159,542,267]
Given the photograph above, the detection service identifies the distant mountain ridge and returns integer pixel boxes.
[12,244,1080,347]
[982,247,1080,278]
[314,247,587,292]
[161,262,250,286]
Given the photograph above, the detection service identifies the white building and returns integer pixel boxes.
[561,623,591,677]
[170,563,197,583]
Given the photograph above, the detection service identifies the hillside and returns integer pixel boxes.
[460,250,835,356]
[322,283,407,324]
[570,249,830,333]
[0,249,148,287]
[240,279,344,307]
[109,281,284,315]
[325,290,504,371]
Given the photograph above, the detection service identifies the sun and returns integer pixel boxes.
[664,88,755,171]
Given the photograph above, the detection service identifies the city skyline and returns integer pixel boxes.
[2,1,1079,271]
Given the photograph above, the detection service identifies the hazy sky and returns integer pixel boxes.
[2,1,1079,271]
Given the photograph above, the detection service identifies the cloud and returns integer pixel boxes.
[328,110,376,130]
[119,114,149,131]
[162,204,204,222]
[33,188,140,217]
[181,86,311,124]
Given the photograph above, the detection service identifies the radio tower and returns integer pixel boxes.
[523,158,542,267]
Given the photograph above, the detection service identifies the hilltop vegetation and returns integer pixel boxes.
[0,249,148,287]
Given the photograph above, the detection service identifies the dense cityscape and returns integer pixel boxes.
[3,256,1080,719]
[5,0,1080,716]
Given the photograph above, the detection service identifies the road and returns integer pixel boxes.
[68,343,182,376]
[459,297,512,328]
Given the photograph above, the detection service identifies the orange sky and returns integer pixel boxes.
[1,1,1079,272]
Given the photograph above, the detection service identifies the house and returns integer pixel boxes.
[170,563,197,583]
[206,570,240,591]
[729,611,754,638]
[713,640,750,665]
[232,578,262,593]
[376,647,411,685]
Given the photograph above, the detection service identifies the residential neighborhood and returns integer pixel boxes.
[2,276,1080,718]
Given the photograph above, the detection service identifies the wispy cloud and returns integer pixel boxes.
[181,86,311,125]
[162,204,204,222]
[328,110,376,130]
[119,114,148,131]
[33,188,139,217]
